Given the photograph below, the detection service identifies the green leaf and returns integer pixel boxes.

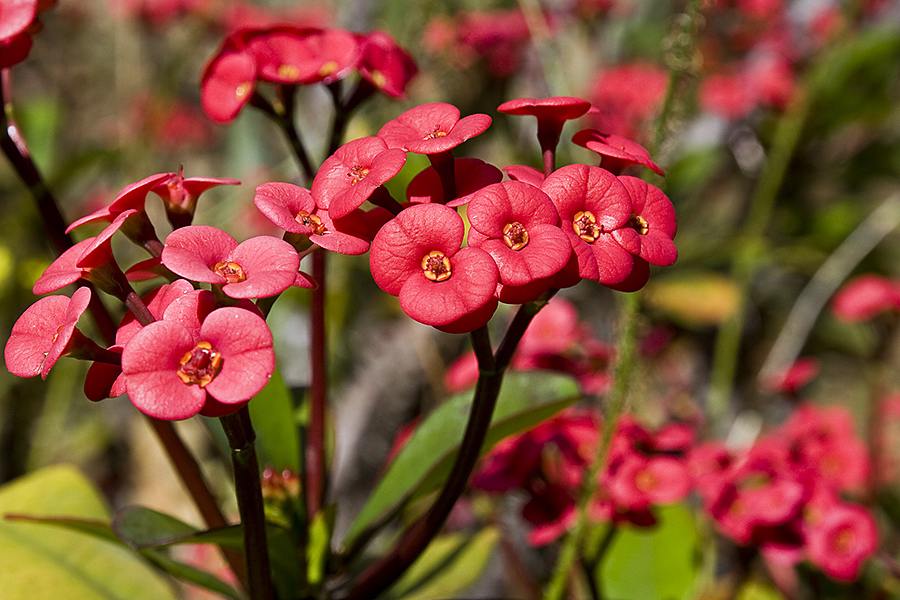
[249,367,302,472]
[598,503,700,600]
[141,549,244,600]
[3,514,119,544]
[0,465,179,600]
[385,527,499,600]
[307,504,335,586]
[344,371,579,544]
[113,505,200,549]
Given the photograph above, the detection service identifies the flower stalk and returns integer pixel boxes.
[221,406,275,600]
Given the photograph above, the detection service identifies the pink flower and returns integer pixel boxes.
[66,172,175,233]
[572,129,664,176]
[0,0,37,42]
[612,175,677,267]
[161,226,300,299]
[503,165,545,187]
[357,31,418,98]
[499,97,591,170]
[311,137,406,219]
[832,274,900,322]
[369,203,499,332]
[587,62,668,140]
[253,181,372,255]
[406,157,502,206]
[4,287,92,379]
[465,181,571,288]
[121,306,274,420]
[759,357,819,395]
[540,164,634,285]
[151,167,240,229]
[806,503,878,581]
[246,27,359,85]
[34,210,135,298]
[377,102,491,155]
[607,454,691,512]
[200,35,257,124]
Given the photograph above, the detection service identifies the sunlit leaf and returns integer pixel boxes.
[141,549,243,600]
[385,527,499,600]
[0,465,179,600]
[598,503,700,600]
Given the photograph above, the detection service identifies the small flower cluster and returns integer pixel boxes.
[472,409,694,546]
[3,169,295,421]
[690,403,877,581]
[201,25,417,123]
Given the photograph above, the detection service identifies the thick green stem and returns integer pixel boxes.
[221,407,275,600]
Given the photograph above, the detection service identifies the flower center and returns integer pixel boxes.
[177,341,222,388]
[634,469,658,492]
[628,213,650,235]
[319,61,339,77]
[213,261,247,284]
[572,210,601,242]
[421,250,452,282]
[347,164,370,185]
[235,82,252,99]
[277,64,301,80]
[503,221,530,250]
[295,210,326,235]
[833,527,855,553]
[422,124,448,140]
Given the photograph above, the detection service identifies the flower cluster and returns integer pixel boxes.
[472,409,694,546]
[201,25,416,123]
[690,403,877,581]
[4,171,289,421]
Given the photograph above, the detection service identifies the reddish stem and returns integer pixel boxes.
[307,249,327,517]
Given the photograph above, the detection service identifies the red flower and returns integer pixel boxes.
[253,181,372,255]
[806,503,878,581]
[357,31,418,98]
[612,175,677,267]
[200,35,257,124]
[503,164,545,187]
[151,167,240,229]
[311,136,406,219]
[499,96,591,173]
[540,164,634,285]
[34,210,135,297]
[587,62,668,140]
[406,157,502,206]
[121,306,274,420]
[369,203,499,332]
[606,454,691,512]
[66,172,175,233]
[377,102,491,155]
[0,0,37,41]
[246,27,359,85]
[161,226,300,299]
[4,287,92,379]
[572,129,664,176]
[832,274,900,322]
[465,181,571,287]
